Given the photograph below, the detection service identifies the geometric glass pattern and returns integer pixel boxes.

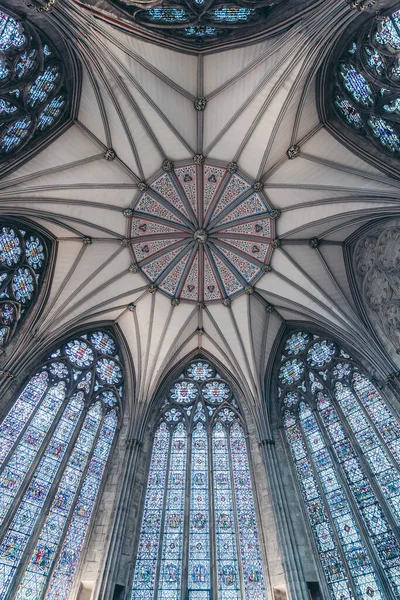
[332,9,400,157]
[131,161,274,303]
[108,0,285,46]
[279,330,400,600]
[0,329,122,599]
[0,220,49,350]
[0,9,68,159]
[131,359,267,600]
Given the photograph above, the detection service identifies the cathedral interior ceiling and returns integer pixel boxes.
[1,0,400,417]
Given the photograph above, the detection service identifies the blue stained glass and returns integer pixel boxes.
[279,358,304,385]
[11,267,35,303]
[16,49,36,79]
[201,380,230,404]
[376,10,400,50]
[65,340,94,368]
[187,362,213,381]
[37,95,65,131]
[17,402,102,599]
[170,380,198,403]
[184,26,216,37]
[189,423,210,595]
[131,423,170,600]
[25,236,45,270]
[383,97,400,114]
[368,116,400,152]
[95,358,123,385]
[27,65,60,108]
[90,331,116,355]
[0,11,25,50]
[45,410,117,600]
[0,391,82,597]
[0,58,8,79]
[147,8,189,22]
[0,227,21,266]
[365,48,384,75]
[213,423,240,600]
[0,117,32,153]
[284,331,310,355]
[212,7,254,22]
[307,340,336,367]
[0,99,17,116]
[230,423,266,600]
[340,64,373,106]
[100,390,117,407]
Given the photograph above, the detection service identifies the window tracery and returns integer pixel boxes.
[0,329,123,599]
[328,8,400,160]
[0,220,50,350]
[279,330,400,600]
[131,358,267,600]
[0,8,70,160]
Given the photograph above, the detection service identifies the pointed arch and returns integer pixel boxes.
[0,326,124,599]
[0,216,55,352]
[130,356,267,600]
[274,327,400,600]
[0,3,80,176]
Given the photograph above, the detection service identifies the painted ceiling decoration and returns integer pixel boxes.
[322,5,400,176]
[130,161,275,302]
[0,8,72,163]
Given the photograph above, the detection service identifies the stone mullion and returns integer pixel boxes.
[274,429,329,600]
[0,384,69,542]
[311,407,397,600]
[293,415,359,600]
[325,386,400,543]
[40,412,107,600]
[181,425,192,600]
[5,406,88,600]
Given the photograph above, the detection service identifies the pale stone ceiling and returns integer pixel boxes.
[3,0,400,431]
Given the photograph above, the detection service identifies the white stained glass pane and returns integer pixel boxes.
[158,422,187,600]
[131,423,170,600]
[212,423,240,600]
[17,400,102,599]
[188,423,210,594]
[230,423,267,600]
[44,410,117,600]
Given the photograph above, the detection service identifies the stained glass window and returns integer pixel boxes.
[109,0,285,46]
[131,359,267,600]
[331,8,400,159]
[0,220,49,350]
[0,328,122,599]
[0,9,69,161]
[279,330,400,600]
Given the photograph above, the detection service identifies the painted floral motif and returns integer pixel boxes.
[131,162,274,302]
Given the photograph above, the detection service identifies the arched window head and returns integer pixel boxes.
[0,328,123,599]
[321,8,400,174]
[278,330,400,600]
[131,358,267,600]
[0,8,74,167]
[0,219,51,351]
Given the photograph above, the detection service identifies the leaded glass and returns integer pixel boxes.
[131,359,267,600]
[0,328,123,599]
[278,359,304,385]
[0,221,49,349]
[279,329,400,599]
[0,9,69,160]
[331,8,400,160]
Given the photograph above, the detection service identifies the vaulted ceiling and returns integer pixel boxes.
[2,0,400,430]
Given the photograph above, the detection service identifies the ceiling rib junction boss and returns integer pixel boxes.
[130,161,275,303]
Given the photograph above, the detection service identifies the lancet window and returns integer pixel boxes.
[0,219,50,350]
[0,329,123,599]
[331,8,400,157]
[131,358,267,600]
[279,330,400,600]
[0,8,69,159]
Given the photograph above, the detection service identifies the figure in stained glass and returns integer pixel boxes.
[131,359,267,600]
[279,330,400,600]
[0,328,123,599]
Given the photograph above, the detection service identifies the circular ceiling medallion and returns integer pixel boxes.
[130,160,275,303]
